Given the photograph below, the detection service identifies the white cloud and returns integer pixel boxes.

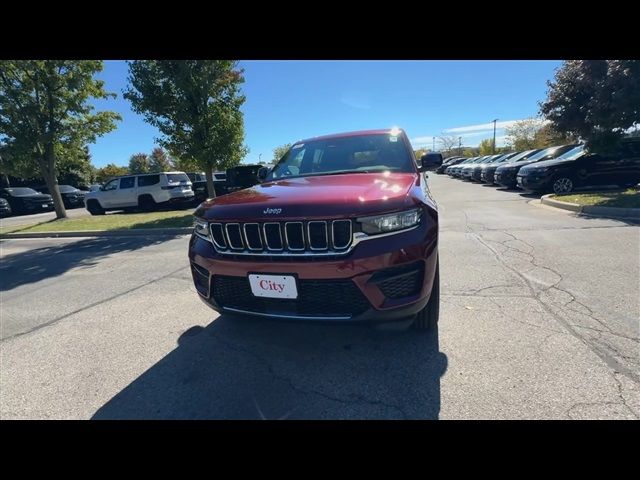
[443,118,544,134]
[411,118,551,149]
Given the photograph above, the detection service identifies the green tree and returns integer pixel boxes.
[0,60,120,218]
[414,148,428,159]
[273,143,292,163]
[128,152,150,174]
[505,118,545,151]
[462,148,476,157]
[533,123,576,149]
[149,146,173,172]
[172,155,201,173]
[540,60,640,153]
[96,163,129,183]
[57,144,96,188]
[478,139,494,155]
[124,60,248,198]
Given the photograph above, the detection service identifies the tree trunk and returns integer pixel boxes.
[205,168,216,199]
[41,142,67,219]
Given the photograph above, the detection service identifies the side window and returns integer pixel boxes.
[103,179,118,191]
[138,175,160,187]
[120,177,135,189]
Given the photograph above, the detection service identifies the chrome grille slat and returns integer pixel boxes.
[209,220,353,256]
[332,219,352,250]
[225,223,244,250]
[263,222,284,251]
[284,222,305,251]
[243,223,263,251]
[308,221,328,251]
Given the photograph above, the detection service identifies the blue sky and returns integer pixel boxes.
[90,60,562,168]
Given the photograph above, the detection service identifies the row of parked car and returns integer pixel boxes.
[0,164,267,218]
[437,139,640,194]
[0,184,88,217]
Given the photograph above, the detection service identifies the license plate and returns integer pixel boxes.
[249,274,298,299]
[42,204,49,208]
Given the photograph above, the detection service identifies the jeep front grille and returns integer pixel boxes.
[208,220,353,256]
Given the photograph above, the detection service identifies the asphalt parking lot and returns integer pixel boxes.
[1,174,638,419]
[0,206,90,227]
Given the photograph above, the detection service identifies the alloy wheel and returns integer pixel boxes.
[553,177,573,194]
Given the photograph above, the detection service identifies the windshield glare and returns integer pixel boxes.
[5,188,39,195]
[510,149,538,162]
[268,134,414,180]
[555,145,585,161]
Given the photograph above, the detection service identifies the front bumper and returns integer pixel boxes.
[516,174,549,192]
[189,217,438,323]
[495,170,518,188]
[25,201,54,211]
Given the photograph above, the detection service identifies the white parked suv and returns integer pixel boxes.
[84,172,194,215]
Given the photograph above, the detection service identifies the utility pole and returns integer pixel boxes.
[492,119,498,154]
[458,136,462,156]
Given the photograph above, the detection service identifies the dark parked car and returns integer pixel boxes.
[470,152,518,181]
[187,172,227,203]
[517,141,640,194]
[190,128,441,331]
[460,155,501,180]
[225,165,263,194]
[495,145,578,189]
[436,156,465,174]
[481,151,532,184]
[494,149,543,188]
[450,157,482,177]
[36,184,86,209]
[0,187,54,215]
[0,197,12,217]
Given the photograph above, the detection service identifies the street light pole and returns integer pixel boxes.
[458,136,462,156]
[433,136,435,151]
[492,119,498,154]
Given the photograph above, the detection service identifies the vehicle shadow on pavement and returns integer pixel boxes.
[0,236,184,292]
[92,314,448,420]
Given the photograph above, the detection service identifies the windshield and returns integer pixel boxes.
[4,188,39,195]
[268,133,414,181]
[509,149,540,163]
[525,146,567,162]
[58,185,77,193]
[554,144,585,161]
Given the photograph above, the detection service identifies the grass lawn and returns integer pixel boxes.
[553,188,640,209]
[0,210,195,235]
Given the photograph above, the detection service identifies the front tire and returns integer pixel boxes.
[552,176,574,195]
[413,257,440,331]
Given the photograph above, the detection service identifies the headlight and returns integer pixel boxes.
[194,218,211,242]
[357,208,421,235]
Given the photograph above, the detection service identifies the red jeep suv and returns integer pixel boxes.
[189,128,441,330]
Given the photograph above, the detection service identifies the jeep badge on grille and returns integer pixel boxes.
[263,208,282,214]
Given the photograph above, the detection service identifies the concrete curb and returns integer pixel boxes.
[0,227,193,239]
[541,194,640,219]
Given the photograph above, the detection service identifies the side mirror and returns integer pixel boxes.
[257,167,270,182]
[419,153,443,172]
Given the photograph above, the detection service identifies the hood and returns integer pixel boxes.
[196,172,421,221]
[18,193,53,201]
